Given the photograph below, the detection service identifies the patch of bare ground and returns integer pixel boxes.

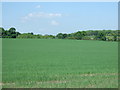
[0,82,3,86]
[36,80,67,84]
[47,80,67,83]
[85,84,96,88]
[2,82,15,86]
[80,73,118,77]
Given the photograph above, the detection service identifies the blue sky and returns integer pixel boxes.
[2,2,118,35]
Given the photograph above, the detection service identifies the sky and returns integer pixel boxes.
[2,2,118,35]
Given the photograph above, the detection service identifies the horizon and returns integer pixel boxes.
[2,27,118,35]
[2,2,118,35]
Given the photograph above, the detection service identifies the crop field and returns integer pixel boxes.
[2,39,118,88]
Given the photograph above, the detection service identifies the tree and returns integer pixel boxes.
[81,31,87,36]
[8,27,16,34]
[8,27,18,38]
[111,32,118,41]
[1,27,119,41]
[1,27,20,38]
[63,34,67,39]
[56,33,64,39]
[95,31,106,41]
[28,32,34,35]
[74,31,83,40]
[0,27,5,38]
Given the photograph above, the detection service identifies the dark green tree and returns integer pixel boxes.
[56,33,64,39]
[74,31,83,40]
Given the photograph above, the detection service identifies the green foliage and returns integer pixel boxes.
[56,33,67,39]
[1,27,119,41]
[74,31,83,40]
[17,33,55,39]
[82,36,92,40]
[1,27,20,38]
[17,33,35,38]
[0,27,4,38]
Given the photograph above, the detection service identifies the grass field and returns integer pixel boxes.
[2,39,118,88]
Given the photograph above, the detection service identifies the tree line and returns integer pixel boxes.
[0,27,119,41]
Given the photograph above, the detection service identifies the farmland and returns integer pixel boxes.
[2,39,118,88]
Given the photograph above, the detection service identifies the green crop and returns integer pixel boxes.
[2,39,118,88]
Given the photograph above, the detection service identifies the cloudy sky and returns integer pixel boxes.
[2,2,118,35]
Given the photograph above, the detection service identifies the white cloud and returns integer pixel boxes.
[48,13,62,17]
[21,12,62,22]
[36,5,41,8]
[51,20,59,26]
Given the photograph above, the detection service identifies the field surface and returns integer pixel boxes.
[2,39,118,88]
